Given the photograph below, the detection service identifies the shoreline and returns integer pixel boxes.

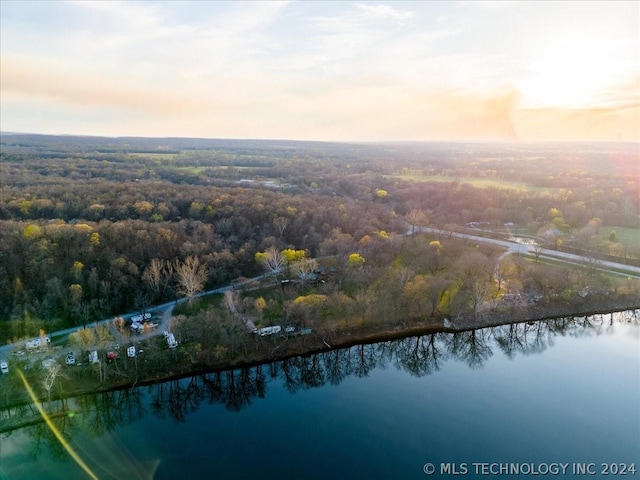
[1,295,639,419]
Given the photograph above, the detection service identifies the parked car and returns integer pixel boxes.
[66,351,76,365]
[106,351,118,363]
[0,361,8,374]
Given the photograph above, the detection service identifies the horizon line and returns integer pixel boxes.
[1,131,638,146]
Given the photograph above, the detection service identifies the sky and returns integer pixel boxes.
[1,1,638,142]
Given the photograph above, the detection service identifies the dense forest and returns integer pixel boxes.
[1,134,638,341]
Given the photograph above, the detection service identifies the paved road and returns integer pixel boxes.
[415,227,640,279]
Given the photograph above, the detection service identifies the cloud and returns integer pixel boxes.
[455,1,515,10]
[1,1,637,141]
[516,105,640,142]
[355,3,414,22]
[516,76,640,142]
[0,54,205,116]
[412,89,520,141]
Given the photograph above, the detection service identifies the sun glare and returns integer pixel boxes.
[519,34,628,109]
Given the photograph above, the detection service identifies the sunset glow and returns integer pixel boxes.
[1,1,638,142]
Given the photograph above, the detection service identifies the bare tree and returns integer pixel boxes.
[532,242,542,263]
[406,209,429,234]
[256,246,286,278]
[175,256,209,302]
[143,258,174,303]
[273,217,289,239]
[42,363,66,403]
[455,251,494,316]
[292,258,319,286]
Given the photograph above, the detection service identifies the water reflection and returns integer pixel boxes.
[2,310,638,462]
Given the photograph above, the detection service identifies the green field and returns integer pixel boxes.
[598,227,640,249]
[128,152,178,160]
[389,174,555,193]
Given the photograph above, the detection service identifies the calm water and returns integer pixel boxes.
[1,312,639,480]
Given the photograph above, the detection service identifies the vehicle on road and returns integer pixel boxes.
[0,361,8,374]
[166,333,178,349]
[130,313,152,323]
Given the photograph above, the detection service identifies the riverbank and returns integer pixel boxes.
[1,294,639,417]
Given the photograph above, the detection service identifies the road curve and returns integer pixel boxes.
[415,227,640,279]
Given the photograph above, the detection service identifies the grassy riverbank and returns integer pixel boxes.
[1,293,638,418]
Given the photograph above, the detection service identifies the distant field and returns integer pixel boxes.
[389,174,555,193]
[128,152,178,160]
[598,227,640,248]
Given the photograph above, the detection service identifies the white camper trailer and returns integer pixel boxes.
[88,351,99,364]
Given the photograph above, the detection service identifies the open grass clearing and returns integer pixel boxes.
[389,174,556,193]
[127,152,178,159]
[597,226,640,249]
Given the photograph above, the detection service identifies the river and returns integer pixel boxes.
[1,310,638,480]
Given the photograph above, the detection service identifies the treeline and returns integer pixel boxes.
[3,155,637,230]
[0,189,399,328]
[1,135,638,334]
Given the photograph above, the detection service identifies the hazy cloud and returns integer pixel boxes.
[355,3,414,22]
[1,55,205,116]
[1,1,637,141]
